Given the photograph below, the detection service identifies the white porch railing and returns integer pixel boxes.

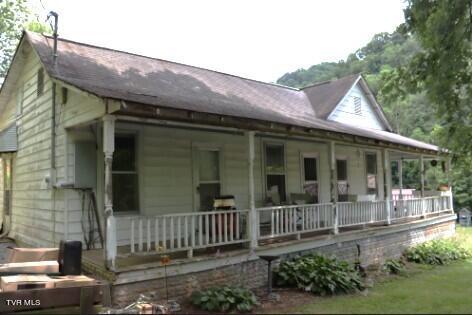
[124,196,451,256]
[257,203,334,240]
[129,209,249,255]
[337,200,387,227]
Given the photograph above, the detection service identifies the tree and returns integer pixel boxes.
[277,22,471,209]
[383,0,472,157]
[0,0,50,83]
[381,0,472,209]
[0,0,29,79]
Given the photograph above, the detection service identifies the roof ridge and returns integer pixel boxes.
[31,31,300,92]
[300,73,361,90]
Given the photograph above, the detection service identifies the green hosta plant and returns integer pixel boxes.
[405,239,470,265]
[274,254,364,295]
[383,259,405,275]
[191,286,258,312]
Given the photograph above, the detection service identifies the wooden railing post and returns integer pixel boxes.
[103,114,116,270]
[246,131,258,249]
[329,141,339,234]
[446,157,454,211]
[422,198,427,217]
[333,203,339,234]
[382,148,391,225]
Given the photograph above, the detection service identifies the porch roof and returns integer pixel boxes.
[25,31,440,153]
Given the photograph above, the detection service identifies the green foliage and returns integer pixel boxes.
[274,254,364,295]
[383,259,405,275]
[395,0,472,157]
[405,239,470,265]
[0,0,29,79]
[191,286,258,312]
[26,20,52,35]
[0,0,50,82]
[277,20,472,210]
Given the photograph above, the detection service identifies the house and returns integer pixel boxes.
[0,31,455,303]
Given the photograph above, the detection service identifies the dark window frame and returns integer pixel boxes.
[264,142,286,203]
[365,152,378,195]
[37,69,44,97]
[112,132,140,214]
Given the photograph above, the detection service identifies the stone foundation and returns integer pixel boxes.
[111,216,455,306]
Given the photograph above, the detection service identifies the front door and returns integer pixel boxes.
[195,148,221,211]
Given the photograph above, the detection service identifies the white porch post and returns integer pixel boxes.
[329,141,338,234]
[398,159,403,200]
[246,131,257,249]
[103,115,116,270]
[420,155,426,216]
[382,148,391,225]
[446,156,454,211]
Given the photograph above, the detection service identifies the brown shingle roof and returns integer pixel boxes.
[24,31,440,152]
[302,74,359,119]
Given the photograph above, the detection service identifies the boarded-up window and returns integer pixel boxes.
[354,96,362,115]
[37,69,44,96]
[112,134,139,212]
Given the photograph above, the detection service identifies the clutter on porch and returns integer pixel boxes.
[0,241,110,314]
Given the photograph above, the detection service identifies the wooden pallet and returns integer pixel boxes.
[0,281,111,314]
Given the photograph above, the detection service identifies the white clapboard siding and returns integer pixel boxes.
[6,44,59,247]
[328,84,386,131]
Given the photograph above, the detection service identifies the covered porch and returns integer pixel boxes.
[73,111,453,271]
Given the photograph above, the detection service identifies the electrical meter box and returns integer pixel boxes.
[74,141,97,189]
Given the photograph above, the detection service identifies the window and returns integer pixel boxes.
[366,152,378,195]
[336,159,349,201]
[353,96,362,115]
[265,143,286,203]
[337,160,347,181]
[112,134,139,212]
[302,155,318,203]
[197,149,221,211]
[37,69,44,97]
[2,158,12,215]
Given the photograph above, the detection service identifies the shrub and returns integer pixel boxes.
[405,239,470,265]
[274,254,364,295]
[191,286,258,312]
[383,259,405,275]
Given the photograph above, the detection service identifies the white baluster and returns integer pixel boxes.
[155,218,159,251]
[130,219,135,253]
[147,219,151,251]
[138,219,143,252]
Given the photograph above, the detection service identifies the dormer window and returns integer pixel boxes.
[354,96,362,115]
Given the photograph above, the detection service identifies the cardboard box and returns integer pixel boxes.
[6,247,59,263]
[0,261,59,274]
[136,303,155,314]
[1,275,55,292]
[50,275,95,288]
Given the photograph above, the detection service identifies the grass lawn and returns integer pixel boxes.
[291,227,472,314]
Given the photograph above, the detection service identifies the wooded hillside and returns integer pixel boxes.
[276,29,471,209]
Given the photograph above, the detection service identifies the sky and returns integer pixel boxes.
[30,0,406,83]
